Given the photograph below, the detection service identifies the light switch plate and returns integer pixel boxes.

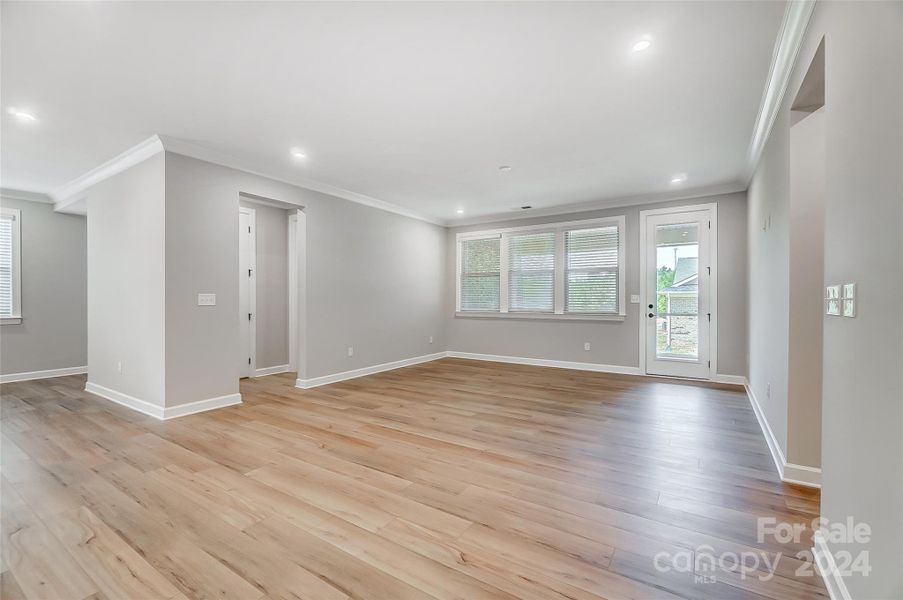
[842,283,856,317]
[825,285,840,316]
[198,293,216,306]
[630,294,640,304]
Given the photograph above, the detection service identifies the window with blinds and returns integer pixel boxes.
[565,226,619,314]
[455,216,623,318]
[508,231,554,312]
[459,237,500,311]
[0,208,21,320]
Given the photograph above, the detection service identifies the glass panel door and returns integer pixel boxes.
[645,209,712,379]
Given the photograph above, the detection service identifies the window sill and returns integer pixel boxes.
[1,316,22,325]
[455,311,626,322]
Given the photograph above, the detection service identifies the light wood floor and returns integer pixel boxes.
[1,358,826,600]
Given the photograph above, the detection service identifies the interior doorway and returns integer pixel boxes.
[239,206,257,378]
[639,204,717,379]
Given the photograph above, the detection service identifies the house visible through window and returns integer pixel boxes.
[0,207,22,324]
[456,216,625,318]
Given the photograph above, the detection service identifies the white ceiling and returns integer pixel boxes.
[1,1,785,223]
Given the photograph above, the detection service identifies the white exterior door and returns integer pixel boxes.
[643,207,714,379]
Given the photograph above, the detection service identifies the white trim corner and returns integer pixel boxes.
[85,382,242,420]
[744,383,821,488]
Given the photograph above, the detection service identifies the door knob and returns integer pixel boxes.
[648,313,655,318]
[648,304,654,309]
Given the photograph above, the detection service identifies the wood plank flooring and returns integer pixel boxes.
[0,358,826,599]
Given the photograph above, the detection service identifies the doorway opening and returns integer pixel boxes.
[237,193,304,382]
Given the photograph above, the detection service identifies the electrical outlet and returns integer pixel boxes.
[117,361,122,374]
[766,383,771,399]
[630,294,640,304]
[347,346,354,357]
[584,342,591,351]
[429,336,434,344]
[197,293,216,306]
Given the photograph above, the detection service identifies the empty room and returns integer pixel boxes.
[1,1,901,599]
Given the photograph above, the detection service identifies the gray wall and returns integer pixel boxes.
[749,3,903,597]
[87,153,166,406]
[164,152,446,404]
[239,199,289,370]
[748,110,791,457]
[446,192,748,376]
[787,107,824,469]
[0,197,87,376]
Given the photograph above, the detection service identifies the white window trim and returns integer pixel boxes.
[0,208,22,325]
[455,215,626,320]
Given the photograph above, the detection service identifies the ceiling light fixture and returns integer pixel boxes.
[499,165,512,172]
[632,38,652,53]
[8,107,36,122]
[456,208,464,215]
[670,174,687,184]
[290,148,307,160]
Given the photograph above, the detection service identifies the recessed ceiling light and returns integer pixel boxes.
[456,208,464,215]
[670,174,687,184]
[499,165,512,172]
[632,38,652,53]
[8,107,36,122]
[290,148,307,160]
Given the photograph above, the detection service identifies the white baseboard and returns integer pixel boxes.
[0,365,87,384]
[446,351,642,376]
[85,382,165,419]
[162,393,242,419]
[812,531,853,600]
[254,364,291,377]
[713,373,748,385]
[295,350,744,391]
[783,462,822,488]
[85,382,241,420]
[744,383,821,488]
[296,352,447,389]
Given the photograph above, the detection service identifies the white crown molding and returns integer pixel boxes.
[448,182,745,227]
[158,135,445,226]
[51,135,165,213]
[0,365,87,384]
[0,188,54,204]
[743,0,817,183]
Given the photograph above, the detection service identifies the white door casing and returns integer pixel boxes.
[239,207,256,377]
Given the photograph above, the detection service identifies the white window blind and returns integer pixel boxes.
[508,231,554,312]
[460,237,500,311]
[565,226,619,314]
[0,210,17,319]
